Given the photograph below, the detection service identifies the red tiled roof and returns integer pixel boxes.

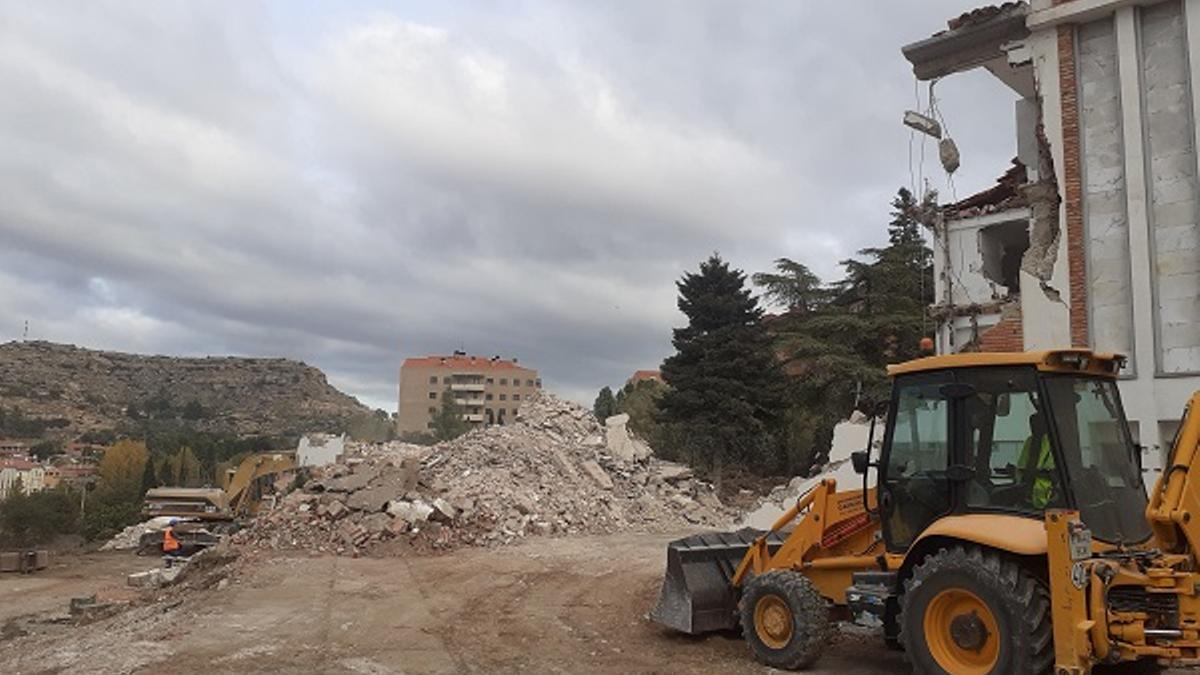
[402,355,534,371]
[946,2,1026,31]
[629,370,662,382]
[0,458,40,471]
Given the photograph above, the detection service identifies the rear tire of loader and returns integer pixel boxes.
[899,545,1053,674]
[738,570,830,670]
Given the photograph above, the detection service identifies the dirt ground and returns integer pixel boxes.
[0,532,906,674]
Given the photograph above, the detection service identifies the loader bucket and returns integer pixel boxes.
[650,529,784,634]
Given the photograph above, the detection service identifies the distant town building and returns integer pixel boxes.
[397,353,541,435]
[0,457,45,499]
[297,433,346,467]
[626,370,663,387]
[53,462,98,488]
[0,439,30,457]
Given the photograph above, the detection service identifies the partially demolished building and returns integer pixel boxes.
[903,1,1200,464]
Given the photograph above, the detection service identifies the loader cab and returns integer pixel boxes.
[874,350,1151,552]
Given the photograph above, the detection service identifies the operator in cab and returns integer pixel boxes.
[1017,412,1055,509]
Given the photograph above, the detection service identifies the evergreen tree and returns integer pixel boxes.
[140,453,157,495]
[157,459,174,487]
[431,390,469,442]
[657,254,788,474]
[615,379,667,439]
[756,187,935,469]
[751,258,829,313]
[592,386,617,421]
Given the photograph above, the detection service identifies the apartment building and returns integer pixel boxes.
[902,0,1200,473]
[0,456,45,500]
[397,353,541,435]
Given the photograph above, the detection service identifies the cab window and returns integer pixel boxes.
[882,377,951,550]
[960,368,1065,513]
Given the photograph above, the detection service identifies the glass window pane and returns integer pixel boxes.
[960,368,1063,512]
[884,379,950,549]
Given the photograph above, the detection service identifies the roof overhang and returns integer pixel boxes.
[901,3,1031,82]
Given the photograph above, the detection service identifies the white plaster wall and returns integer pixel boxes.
[297,433,345,467]
[1140,1,1200,374]
[1079,17,1137,360]
[942,211,1030,307]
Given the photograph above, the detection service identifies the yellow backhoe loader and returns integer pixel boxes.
[651,349,1200,673]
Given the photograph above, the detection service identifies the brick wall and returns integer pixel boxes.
[975,304,1025,352]
[1058,23,1090,347]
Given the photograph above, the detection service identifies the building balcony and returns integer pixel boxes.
[450,383,485,392]
[462,413,484,423]
[455,397,484,407]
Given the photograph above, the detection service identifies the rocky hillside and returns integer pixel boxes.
[0,341,370,438]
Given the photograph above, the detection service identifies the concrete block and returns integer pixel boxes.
[325,500,349,520]
[654,463,693,483]
[429,498,456,523]
[387,499,433,522]
[346,486,393,513]
[580,460,614,490]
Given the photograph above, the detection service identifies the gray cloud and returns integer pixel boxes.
[0,1,1018,409]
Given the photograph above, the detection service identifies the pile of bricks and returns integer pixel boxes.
[233,393,732,556]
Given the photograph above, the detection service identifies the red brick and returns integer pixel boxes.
[1058,25,1089,348]
[976,305,1025,353]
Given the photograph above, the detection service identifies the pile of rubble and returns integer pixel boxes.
[233,393,733,555]
[100,517,175,551]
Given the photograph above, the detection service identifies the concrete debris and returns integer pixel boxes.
[741,416,880,530]
[127,566,182,589]
[580,460,615,490]
[233,392,733,555]
[604,413,652,462]
[387,499,434,522]
[100,517,177,551]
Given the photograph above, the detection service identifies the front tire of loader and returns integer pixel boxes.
[899,545,1052,674]
[738,570,830,670]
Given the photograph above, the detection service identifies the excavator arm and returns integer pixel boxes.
[223,452,297,516]
[1146,392,1200,553]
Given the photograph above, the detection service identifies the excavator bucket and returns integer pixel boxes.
[650,529,784,634]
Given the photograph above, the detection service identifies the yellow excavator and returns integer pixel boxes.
[142,451,298,521]
[652,349,1200,673]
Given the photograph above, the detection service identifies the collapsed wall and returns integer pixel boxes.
[233,393,733,555]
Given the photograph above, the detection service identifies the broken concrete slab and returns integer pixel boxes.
[603,413,652,463]
[360,513,392,536]
[346,486,394,513]
[387,499,433,522]
[429,498,456,523]
[126,566,181,589]
[325,500,349,520]
[579,460,614,490]
[324,467,378,493]
[655,463,693,482]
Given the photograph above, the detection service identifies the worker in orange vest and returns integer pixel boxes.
[162,520,182,556]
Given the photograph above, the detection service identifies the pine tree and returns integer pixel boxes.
[593,386,617,420]
[657,254,788,474]
[751,258,829,313]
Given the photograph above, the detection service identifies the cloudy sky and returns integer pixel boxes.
[0,1,1019,410]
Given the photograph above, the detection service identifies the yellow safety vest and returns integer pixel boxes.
[1018,435,1054,508]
